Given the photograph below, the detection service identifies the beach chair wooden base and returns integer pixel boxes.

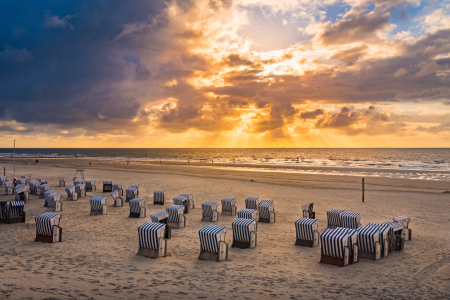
[295,239,314,247]
[35,226,62,243]
[47,202,62,213]
[168,216,185,229]
[137,239,167,259]
[232,232,257,249]
[222,206,236,216]
[165,226,172,239]
[91,205,107,216]
[359,242,381,261]
[0,218,7,224]
[114,197,123,207]
[8,212,26,224]
[349,245,359,264]
[86,187,96,192]
[103,185,112,193]
[201,213,219,222]
[77,191,86,198]
[320,253,350,267]
[129,207,146,218]
[153,201,165,205]
[199,242,228,262]
[258,211,275,223]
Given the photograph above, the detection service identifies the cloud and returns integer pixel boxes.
[300,109,324,119]
[0,45,33,63]
[44,12,75,29]
[329,44,368,65]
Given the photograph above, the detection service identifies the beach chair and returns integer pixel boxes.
[154,190,165,205]
[58,176,65,187]
[320,228,351,267]
[198,225,228,262]
[86,180,96,192]
[129,184,140,196]
[111,190,123,207]
[65,185,78,200]
[295,218,319,247]
[332,227,359,264]
[16,177,27,185]
[112,183,123,196]
[89,195,107,215]
[326,209,345,229]
[180,193,195,209]
[73,178,85,186]
[341,212,361,229]
[129,198,146,218]
[367,223,393,258]
[393,216,412,241]
[357,224,389,261]
[173,195,190,214]
[201,201,219,222]
[21,174,31,182]
[258,200,275,223]
[8,201,26,224]
[232,218,257,249]
[14,184,29,202]
[45,193,62,212]
[137,222,167,259]
[301,203,315,219]
[0,201,7,224]
[39,184,51,198]
[37,178,46,184]
[166,205,185,229]
[4,181,13,195]
[221,197,237,216]
[35,212,62,243]
[245,197,259,209]
[0,176,6,186]
[383,221,405,251]
[75,184,86,198]
[43,190,57,203]
[151,211,171,239]
[103,181,113,192]
[126,187,138,202]
[238,208,258,221]
[29,179,40,195]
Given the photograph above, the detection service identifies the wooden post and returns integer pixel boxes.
[362,178,365,202]
[3,167,5,176]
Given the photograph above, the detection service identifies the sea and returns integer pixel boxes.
[1,148,449,181]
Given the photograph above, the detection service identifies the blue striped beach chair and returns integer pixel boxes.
[341,212,361,229]
[198,225,228,261]
[103,181,113,192]
[151,211,171,239]
[126,186,138,202]
[29,179,40,195]
[112,183,123,196]
[86,180,96,192]
[258,200,275,223]
[137,222,167,258]
[154,190,165,205]
[166,205,185,229]
[4,181,13,195]
[357,224,386,261]
[232,218,257,249]
[180,193,195,209]
[14,184,29,202]
[173,195,189,213]
[37,177,46,184]
[21,174,31,181]
[110,190,123,207]
[75,183,86,198]
[320,228,351,267]
[58,176,65,187]
[201,201,219,222]
[43,190,57,206]
[393,216,411,241]
[129,184,140,196]
[45,193,62,212]
[129,198,146,218]
[90,195,107,215]
[16,177,27,185]
[221,197,237,216]
[39,184,51,198]
[65,185,78,200]
[333,227,359,264]
[35,212,62,243]
[367,223,393,258]
[295,218,319,247]
[73,178,85,186]
[237,208,258,221]
[301,203,315,219]
[8,201,26,223]
[383,221,405,252]
[326,209,345,228]
[245,197,259,209]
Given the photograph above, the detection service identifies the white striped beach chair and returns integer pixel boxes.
[232,218,257,249]
[89,195,107,215]
[333,227,359,264]
[37,177,46,184]
[258,200,275,223]
[367,223,393,258]
[393,216,411,241]
[45,193,62,212]
[0,201,7,224]
[129,198,146,218]
[245,197,259,209]
[21,174,31,181]
[35,212,62,243]
[14,184,29,202]
[86,180,96,192]
[103,181,113,192]
[153,190,165,205]
[43,190,57,205]
[113,183,123,196]
[221,197,237,216]
[39,184,51,198]
[166,205,185,229]
[58,176,65,187]
[29,179,40,195]
[65,185,78,200]
[129,184,140,196]
[0,176,6,186]
[201,201,219,222]
[173,195,189,214]
[320,228,351,267]
[301,203,315,219]
[198,225,228,262]
[4,181,13,195]
[238,208,258,221]
[326,209,345,228]
[137,222,167,258]
[341,212,361,229]
[73,178,85,186]
[8,201,26,224]
[126,187,138,202]
[75,184,86,198]
[180,193,194,209]
[383,221,405,252]
[357,224,388,261]
[295,218,319,247]
[16,177,27,185]
[110,190,123,207]
[151,211,171,239]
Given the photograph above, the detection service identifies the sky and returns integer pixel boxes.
[0,0,450,148]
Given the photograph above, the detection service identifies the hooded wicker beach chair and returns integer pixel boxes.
[245,197,259,209]
[137,222,167,259]
[4,181,13,195]
[326,209,345,229]
[151,211,171,239]
[112,183,123,196]
[35,212,62,243]
[14,184,29,202]
[295,218,319,247]
[238,208,258,221]
[393,216,411,241]
[166,205,185,229]
[129,184,140,196]
[0,176,6,186]
[75,184,86,198]
[86,180,96,192]
[221,197,237,216]
[29,179,40,195]
[232,218,257,249]
[333,227,359,264]
[37,178,46,184]
[103,181,113,192]
[0,201,7,224]
[341,212,362,229]
[129,198,146,218]
[258,200,275,223]
[201,201,219,222]
[8,201,26,224]
[320,228,351,267]
[367,223,393,258]
[383,221,405,251]
[16,177,27,185]
[73,178,85,186]
[21,174,31,182]
[180,193,194,209]
[43,190,57,205]
[173,195,190,214]
[58,176,65,187]
[153,190,165,205]
[301,203,315,219]
[110,190,123,207]
[45,193,62,212]
[39,184,51,198]
[89,195,107,215]
[65,185,78,200]
[357,224,390,261]
[126,186,138,202]
[198,225,228,262]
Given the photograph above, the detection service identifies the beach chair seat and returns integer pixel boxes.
[320,228,351,267]
[129,198,146,218]
[65,185,78,200]
[29,179,40,195]
[326,209,345,229]
[110,190,123,207]
[75,184,86,198]
[126,187,138,202]
[153,190,165,205]
[90,195,107,215]
[137,222,167,258]
[38,184,51,198]
[221,197,237,216]
[295,218,319,247]
[86,180,96,192]
[0,201,8,224]
[245,197,259,209]
[258,200,275,223]
[341,212,361,229]
[232,218,257,249]
[201,201,219,222]
[173,195,190,214]
[45,193,62,212]
[14,184,29,202]
[180,193,194,209]
[301,203,315,219]
[151,211,171,239]
[112,183,123,196]
[35,212,62,243]
[58,176,65,187]
[393,216,411,241]
[198,225,228,262]
[103,181,113,192]
[166,205,185,229]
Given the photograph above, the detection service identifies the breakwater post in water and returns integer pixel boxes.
[362,178,365,202]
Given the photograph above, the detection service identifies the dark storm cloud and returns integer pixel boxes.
[300,109,325,119]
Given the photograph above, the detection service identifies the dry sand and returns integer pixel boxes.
[0,159,449,299]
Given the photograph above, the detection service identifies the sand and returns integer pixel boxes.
[0,159,449,299]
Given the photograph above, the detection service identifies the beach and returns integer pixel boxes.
[0,159,449,299]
